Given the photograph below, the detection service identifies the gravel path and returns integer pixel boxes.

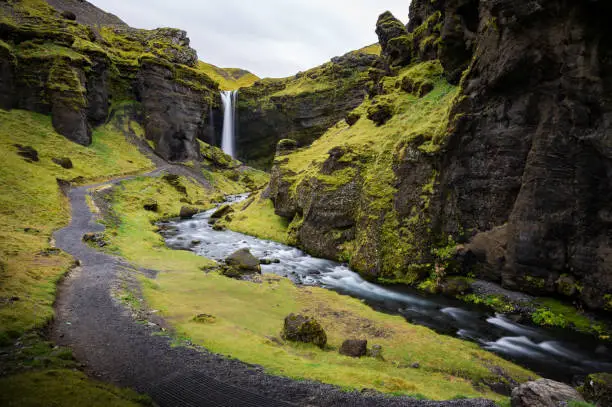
[52,167,497,407]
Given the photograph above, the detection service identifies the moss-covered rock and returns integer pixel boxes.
[281,313,327,349]
[580,373,612,406]
[376,11,411,67]
[225,248,260,273]
[367,100,394,126]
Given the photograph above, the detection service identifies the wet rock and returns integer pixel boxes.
[52,157,73,169]
[259,258,272,265]
[225,248,261,273]
[211,204,234,219]
[281,313,327,349]
[14,144,39,162]
[368,344,384,360]
[272,258,281,264]
[439,277,472,297]
[345,112,361,126]
[511,379,584,407]
[143,199,158,212]
[212,224,226,231]
[367,101,393,126]
[179,206,199,219]
[579,373,612,407]
[339,339,367,357]
[190,240,201,246]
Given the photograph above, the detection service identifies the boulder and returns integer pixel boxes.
[52,157,73,169]
[179,206,199,219]
[259,258,272,265]
[143,199,158,212]
[211,204,234,219]
[339,339,367,357]
[580,373,612,407]
[345,112,361,126]
[225,248,261,273]
[14,144,39,162]
[367,101,394,126]
[281,314,327,349]
[369,344,384,360]
[511,379,585,407]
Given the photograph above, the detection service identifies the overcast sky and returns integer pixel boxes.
[88,1,410,78]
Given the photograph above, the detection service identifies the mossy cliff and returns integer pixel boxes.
[265,0,612,317]
[0,0,229,161]
[230,44,382,169]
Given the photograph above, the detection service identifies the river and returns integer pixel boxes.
[159,194,612,384]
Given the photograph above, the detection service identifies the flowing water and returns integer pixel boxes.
[220,90,237,158]
[160,195,612,383]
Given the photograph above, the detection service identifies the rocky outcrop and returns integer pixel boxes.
[233,50,381,169]
[580,373,612,407]
[0,0,217,158]
[266,2,612,316]
[510,379,584,407]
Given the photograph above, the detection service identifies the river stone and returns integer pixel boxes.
[211,204,234,219]
[281,314,327,349]
[179,206,199,219]
[339,339,367,357]
[511,379,584,407]
[580,373,612,406]
[225,248,260,273]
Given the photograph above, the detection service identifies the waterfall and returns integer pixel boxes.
[220,90,237,158]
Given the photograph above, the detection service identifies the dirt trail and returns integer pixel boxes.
[52,167,496,407]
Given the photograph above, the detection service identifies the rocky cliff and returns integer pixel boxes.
[230,45,382,169]
[0,0,218,161]
[266,0,612,315]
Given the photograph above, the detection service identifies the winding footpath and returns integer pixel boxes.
[52,166,496,407]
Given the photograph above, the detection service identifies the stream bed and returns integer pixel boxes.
[160,195,612,384]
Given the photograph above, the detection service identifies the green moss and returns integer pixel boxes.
[196,61,259,90]
[459,294,516,314]
[524,275,546,290]
[532,298,609,337]
[0,370,148,407]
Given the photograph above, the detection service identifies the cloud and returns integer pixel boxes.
[87,0,410,78]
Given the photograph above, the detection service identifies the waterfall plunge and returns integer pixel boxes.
[220,90,237,158]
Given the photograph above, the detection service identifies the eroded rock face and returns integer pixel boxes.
[267,0,612,314]
[376,11,411,67]
[1,0,215,155]
[510,379,584,407]
[234,51,380,169]
[436,0,612,310]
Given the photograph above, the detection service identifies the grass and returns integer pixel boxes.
[103,176,536,401]
[140,270,534,400]
[222,191,290,244]
[0,370,149,407]
[196,61,259,90]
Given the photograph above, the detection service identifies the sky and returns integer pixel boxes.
[88,1,410,78]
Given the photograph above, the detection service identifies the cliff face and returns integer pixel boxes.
[267,0,612,313]
[0,0,217,161]
[232,46,382,169]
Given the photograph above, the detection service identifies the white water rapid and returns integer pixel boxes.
[220,90,237,158]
